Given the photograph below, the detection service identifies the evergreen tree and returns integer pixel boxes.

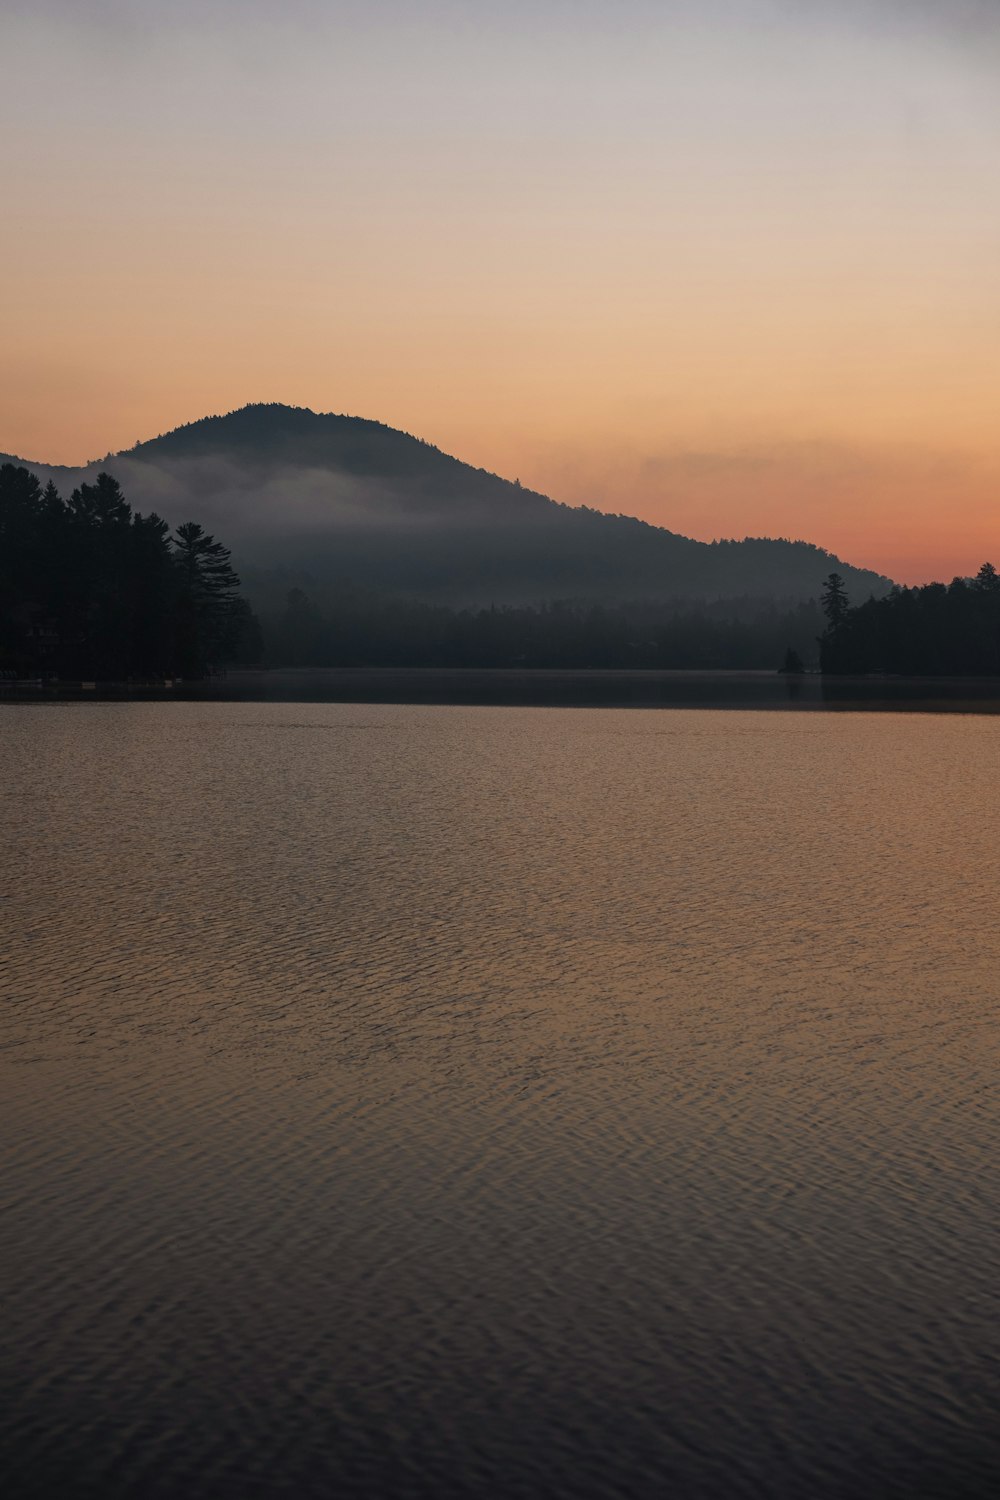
[65,474,136,675]
[130,512,175,675]
[171,521,243,675]
[816,563,1000,676]
[820,572,850,628]
[0,465,257,679]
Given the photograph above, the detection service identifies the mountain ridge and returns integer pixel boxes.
[2,403,892,606]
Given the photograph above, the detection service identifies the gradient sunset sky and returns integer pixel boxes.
[3,0,998,582]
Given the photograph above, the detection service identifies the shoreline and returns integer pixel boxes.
[6,667,1000,712]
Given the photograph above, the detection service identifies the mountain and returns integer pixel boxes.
[4,403,891,606]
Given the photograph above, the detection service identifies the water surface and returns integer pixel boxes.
[2,703,999,1497]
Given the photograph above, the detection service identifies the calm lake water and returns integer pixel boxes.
[3,702,999,1498]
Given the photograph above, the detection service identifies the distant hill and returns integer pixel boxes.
[3,403,892,607]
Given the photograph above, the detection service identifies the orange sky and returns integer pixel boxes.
[2,1,999,584]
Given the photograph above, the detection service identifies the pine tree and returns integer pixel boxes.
[820,572,850,628]
[171,522,242,675]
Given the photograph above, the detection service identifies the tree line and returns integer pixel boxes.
[818,565,1000,675]
[259,586,824,670]
[0,464,260,678]
[8,454,994,678]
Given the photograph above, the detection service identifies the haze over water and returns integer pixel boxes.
[3,701,999,1496]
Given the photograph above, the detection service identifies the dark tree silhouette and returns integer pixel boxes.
[0,465,259,680]
[172,521,240,603]
[818,563,1000,676]
[171,521,244,675]
[245,585,827,671]
[820,572,850,628]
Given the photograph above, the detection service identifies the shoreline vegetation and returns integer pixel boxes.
[0,464,260,681]
[4,463,999,686]
[818,566,1000,676]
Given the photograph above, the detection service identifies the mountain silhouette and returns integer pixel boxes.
[4,403,891,605]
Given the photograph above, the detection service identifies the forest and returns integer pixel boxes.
[257,585,824,671]
[0,464,260,679]
[6,458,998,679]
[0,460,824,676]
[818,567,1000,675]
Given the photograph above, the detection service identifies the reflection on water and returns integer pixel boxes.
[10,667,1000,712]
[2,703,999,1498]
[190,667,1000,711]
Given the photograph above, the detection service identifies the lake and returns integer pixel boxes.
[2,701,999,1498]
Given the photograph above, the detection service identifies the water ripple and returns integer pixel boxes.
[2,702,999,1497]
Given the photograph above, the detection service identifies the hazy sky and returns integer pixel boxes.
[3,0,999,581]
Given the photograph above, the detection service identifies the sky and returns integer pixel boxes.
[2,0,999,582]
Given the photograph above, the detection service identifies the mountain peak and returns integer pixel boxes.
[4,407,893,606]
